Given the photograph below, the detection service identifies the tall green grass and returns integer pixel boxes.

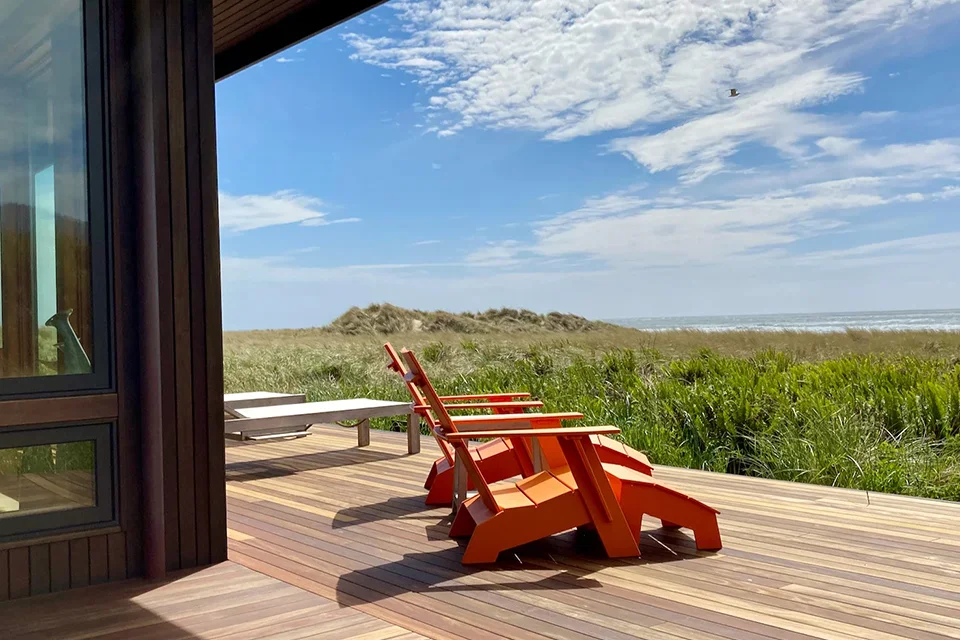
[224,334,960,501]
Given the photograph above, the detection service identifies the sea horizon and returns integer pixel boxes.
[608,308,960,333]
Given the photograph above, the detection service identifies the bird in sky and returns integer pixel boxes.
[729,88,740,97]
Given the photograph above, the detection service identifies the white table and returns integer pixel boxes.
[224,397,420,453]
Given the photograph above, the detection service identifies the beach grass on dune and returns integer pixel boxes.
[224,328,960,501]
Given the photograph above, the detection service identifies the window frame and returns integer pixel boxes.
[0,421,117,543]
[0,0,115,399]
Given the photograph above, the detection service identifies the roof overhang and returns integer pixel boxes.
[213,0,388,80]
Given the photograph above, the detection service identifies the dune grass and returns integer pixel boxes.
[224,328,960,501]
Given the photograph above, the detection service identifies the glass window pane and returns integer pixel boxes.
[0,0,93,379]
[0,441,95,518]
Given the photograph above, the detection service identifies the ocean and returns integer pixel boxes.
[609,309,960,333]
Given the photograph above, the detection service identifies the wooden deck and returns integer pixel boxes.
[8,424,960,639]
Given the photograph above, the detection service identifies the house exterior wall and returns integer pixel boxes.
[0,0,225,600]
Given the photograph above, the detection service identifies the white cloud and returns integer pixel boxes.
[344,0,956,179]
[796,232,960,266]
[464,240,526,266]
[815,136,864,156]
[431,162,442,169]
[275,56,302,63]
[414,239,441,245]
[480,139,960,268]
[608,69,865,182]
[219,191,359,232]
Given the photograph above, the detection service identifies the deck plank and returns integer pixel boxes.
[8,425,960,640]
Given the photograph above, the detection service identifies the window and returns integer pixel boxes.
[0,0,111,395]
[0,423,116,541]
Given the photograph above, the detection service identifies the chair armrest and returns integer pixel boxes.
[440,392,531,401]
[451,412,582,425]
[414,401,544,411]
[444,426,620,440]
[450,412,583,431]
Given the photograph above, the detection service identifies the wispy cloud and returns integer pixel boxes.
[451,137,960,270]
[219,191,360,232]
[344,0,954,177]
[275,56,302,63]
[414,239,441,246]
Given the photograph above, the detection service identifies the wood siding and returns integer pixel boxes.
[0,532,125,601]
[128,0,227,574]
[0,0,226,601]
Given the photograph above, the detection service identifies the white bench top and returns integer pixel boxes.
[225,391,301,402]
[231,398,413,421]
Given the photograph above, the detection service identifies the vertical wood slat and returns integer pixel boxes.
[146,0,182,575]
[197,0,228,565]
[106,0,145,580]
[69,538,89,589]
[49,542,70,592]
[0,550,8,601]
[28,546,51,597]
[167,0,198,571]
[107,533,127,581]
[89,535,109,585]
[8,548,30,600]
[184,0,211,567]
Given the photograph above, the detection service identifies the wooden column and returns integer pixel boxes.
[120,0,226,577]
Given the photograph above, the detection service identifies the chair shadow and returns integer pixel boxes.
[332,494,444,529]
[334,546,604,608]
[225,447,403,483]
[334,522,710,608]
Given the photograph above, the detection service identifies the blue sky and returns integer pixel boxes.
[216,0,960,330]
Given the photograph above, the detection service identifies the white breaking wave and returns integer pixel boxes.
[610,309,960,333]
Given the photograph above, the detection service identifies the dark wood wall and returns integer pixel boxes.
[127,0,227,575]
[0,0,226,600]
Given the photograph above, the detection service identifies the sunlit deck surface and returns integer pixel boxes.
[9,425,960,639]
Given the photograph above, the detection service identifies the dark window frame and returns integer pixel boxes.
[0,0,115,399]
[0,421,117,543]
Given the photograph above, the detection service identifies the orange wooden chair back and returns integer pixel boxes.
[401,348,502,513]
[384,343,454,465]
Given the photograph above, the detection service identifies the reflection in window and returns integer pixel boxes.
[0,441,95,518]
[0,0,93,379]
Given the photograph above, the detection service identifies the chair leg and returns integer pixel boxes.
[425,467,456,505]
[620,483,722,551]
[425,445,525,505]
[461,535,503,564]
[449,504,478,538]
[424,457,442,490]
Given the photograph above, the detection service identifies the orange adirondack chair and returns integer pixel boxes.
[401,348,723,555]
[385,343,655,505]
[385,343,576,505]
[401,348,641,563]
